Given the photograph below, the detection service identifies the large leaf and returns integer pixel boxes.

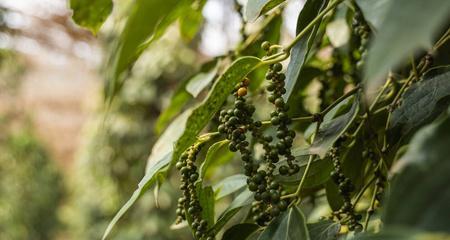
[70,0,112,35]
[170,57,261,171]
[222,223,260,240]
[108,0,187,98]
[390,70,450,133]
[364,0,450,93]
[355,0,389,30]
[102,110,191,240]
[283,0,328,102]
[308,220,340,240]
[244,0,285,22]
[210,189,254,234]
[302,96,360,158]
[258,206,310,240]
[383,114,450,232]
[213,174,247,200]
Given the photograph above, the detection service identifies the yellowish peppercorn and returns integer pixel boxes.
[237,87,247,96]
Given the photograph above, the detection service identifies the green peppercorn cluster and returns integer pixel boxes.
[264,61,298,176]
[329,146,363,232]
[217,76,291,226]
[352,8,371,70]
[175,145,214,240]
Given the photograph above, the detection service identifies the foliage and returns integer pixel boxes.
[0,121,63,240]
[70,0,450,239]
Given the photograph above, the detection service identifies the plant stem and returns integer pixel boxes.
[432,28,450,51]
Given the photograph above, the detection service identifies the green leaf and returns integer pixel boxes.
[213,174,247,200]
[186,66,218,97]
[283,0,328,102]
[210,189,254,234]
[179,1,205,41]
[70,0,112,35]
[199,140,233,179]
[155,59,218,134]
[390,70,450,133]
[355,0,389,30]
[222,223,260,240]
[364,0,450,93]
[171,57,261,173]
[244,0,285,22]
[107,0,187,99]
[383,115,450,232]
[258,206,310,240]
[307,220,340,240]
[102,110,192,240]
[304,96,360,158]
[197,184,215,227]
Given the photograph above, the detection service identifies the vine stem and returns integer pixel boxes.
[432,28,450,51]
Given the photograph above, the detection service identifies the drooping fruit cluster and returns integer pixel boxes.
[217,75,292,226]
[329,145,363,232]
[264,61,298,176]
[175,144,214,240]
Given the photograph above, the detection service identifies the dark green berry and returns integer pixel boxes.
[279,166,289,175]
[273,63,282,72]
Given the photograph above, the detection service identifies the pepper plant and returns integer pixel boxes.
[70,0,450,239]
